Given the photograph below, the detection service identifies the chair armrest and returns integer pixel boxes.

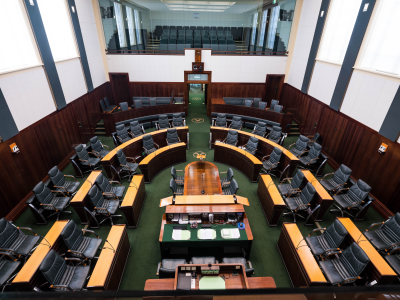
[339,276,361,286]
[387,242,400,252]
[156,262,161,276]
[121,164,133,172]
[127,156,137,163]
[366,222,384,232]
[286,189,300,197]
[102,144,110,151]
[334,188,349,196]
[40,203,57,211]
[51,190,67,197]
[54,186,69,194]
[50,285,73,291]
[103,192,118,200]
[129,132,134,138]
[287,143,295,150]
[17,227,38,235]
[82,229,100,238]
[176,169,184,172]
[247,261,253,269]
[94,207,110,214]
[271,162,280,166]
[299,150,309,157]
[320,248,341,258]
[280,177,293,184]
[88,151,101,158]
[65,257,86,265]
[154,142,160,149]
[219,171,227,174]
[308,228,326,236]
[64,175,78,182]
[117,136,123,143]
[295,203,310,211]
[0,251,18,261]
[67,249,85,257]
[79,158,92,166]
[109,180,123,186]
[307,157,318,165]
[261,155,270,161]
[0,248,19,257]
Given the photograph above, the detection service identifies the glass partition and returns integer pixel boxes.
[99,0,296,55]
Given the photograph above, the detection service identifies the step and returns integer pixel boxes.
[94,131,107,135]
[289,132,301,135]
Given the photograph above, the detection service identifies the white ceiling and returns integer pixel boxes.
[127,0,261,13]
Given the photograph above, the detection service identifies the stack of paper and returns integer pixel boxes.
[172,229,191,240]
[198,229,215,240]
[221,228,240,239]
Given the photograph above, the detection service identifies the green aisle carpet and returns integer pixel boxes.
[14,85,384,290]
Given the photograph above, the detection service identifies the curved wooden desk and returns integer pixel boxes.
[139,142,187,183]
[184,161,222,195]
[101,127,188,179]
[211,126,299,179]
[214,142,262,182]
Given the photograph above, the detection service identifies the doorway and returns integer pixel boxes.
[264,75,285,107]
[188,83,207,115]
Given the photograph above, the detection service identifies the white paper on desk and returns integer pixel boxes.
[191,278,196,289]
[200,229,214,240]
[172,229,182,240]
[179,213,189,224]
[231,228,240,239]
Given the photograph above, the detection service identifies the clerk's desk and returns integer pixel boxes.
[144,263,276,291]
[12,220,68,290]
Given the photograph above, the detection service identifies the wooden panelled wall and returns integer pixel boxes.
[2,82,114,219]
[129,82,185,101]
[280,83,400,216]
[211,83,266,99]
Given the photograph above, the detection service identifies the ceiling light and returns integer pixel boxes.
[168,8,226,12]
[166,4,231,9]
[161,1,235,5]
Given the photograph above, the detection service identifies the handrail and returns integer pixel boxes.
[106,49,288,56]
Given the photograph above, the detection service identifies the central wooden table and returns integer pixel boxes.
[184,161,222,195]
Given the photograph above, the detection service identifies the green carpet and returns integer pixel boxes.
[15,84,384,290]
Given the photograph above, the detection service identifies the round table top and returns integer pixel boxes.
[184,161,223,195]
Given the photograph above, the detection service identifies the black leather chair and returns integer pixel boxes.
[330,179,372,218]
[243,136,258,155]
[116,149,139,182]
[190,257,216,264]
[133,99,142,108]
[307,132,320,148]
[32,181,71,221]
[104,97,116,112]
[100,99,114,113]
[170,178,183,195]
[129,121,145,137]
[278,169,305,198]
[305,220,347,260]
[48,166,80,196]
[61,220,102,261]
[157,114,171,130]
[0,255,21,292]
[157,258,187,278]
[288,135,310,157]
[320,164,352,194]
[120,102,128,111]
[214,113,227,127]
[252,121,267,137]
[172,113,185,127]
[261,147,282,175]
[269,99,279,111]
[88,185,121,226]
[298,142,322,170]
[150,98,157,106]
[95,172,125,200]
[274,105,283,113]
[166,128,181,145]
[258,102,267,110]
[282,182,316,222]
[171,166,184,186]
[143,135,159,154]
[220,168,234,188]
[39,250,90,291]
[116,124,133,144]
[229,116,242,130]
[222,179,238,195]
[384,255,400,277]
[318,242,369,286]
[253,98,261,108]
[74,144,102,173]
[89,136,110,158]
[266,126,282,144]
[222,257,254,277]
[244,99,253,107]
[0,218,40,260]
[364,213,400,255]
[223,130,238,146]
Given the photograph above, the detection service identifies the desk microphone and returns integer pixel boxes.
[266,181,275,189]
[129,182,138,190]
[356,231,369,244]
[40,236,52,248]
[103,239,115,253]
[201,173,205,194]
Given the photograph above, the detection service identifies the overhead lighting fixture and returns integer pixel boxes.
[166,5,231,9]
[161,1,235,4]
[161,0,235,12]
[169,8,226,12]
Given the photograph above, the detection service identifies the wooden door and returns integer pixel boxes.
[109,73,130,107]
[264,75,284,106]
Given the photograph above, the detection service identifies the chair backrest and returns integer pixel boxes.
[48,166,66,188]
[170,178,177,194]
[313,132,320,142]
[299,182,316,205]
[143,135,155,150]
[274,104,283,113]
[149,98,157,106]
[341,242,370,277]
[40,250,66,285]
[158,114,170,129]
[75,144,90,162]
[294,135,310,152]
[167,129,179,144]
[324,219,348,248]
[89,136,103,154]
[116,124,130,141]
[333,164,352,185]
[225,130,238,146]
[244,99,253,107]
[95,172,111,193]
[116,149,128,166]
[253,121,267,137]
[61,220,83,250]
[32,181,53,205]
[229,179,239,194]
[99,99,106,112]
[226,168,234,182]
[216,114,226,127]
[268,126,282,142]
[291,169,305,190]
[382,213,400,242]
[129,121,142,136]
[269,147,282,164]
[253,98,261,108]
[230,116,242,130]
[270,99,279,110]
[246,136,259,153]
[258,101,267,109]
[133,99,142,109]
[120,102,128,111]
[104,97,111,107]
[171,166,178,180]
[0,218,18,248]
[348,180,371,203]
[88,184,103,207]
[308,142,322,160]
[172,113,183,127]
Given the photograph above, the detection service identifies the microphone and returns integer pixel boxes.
[103,239,115,253]
[296,238,308,250]
[266,181,275,189]
[201,173,205,194]
[129,182,138,190]
[40,237,52,248]
[356,231,369,244]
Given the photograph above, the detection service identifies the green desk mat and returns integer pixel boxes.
[163,224,247,243]
[199,276,226,290]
